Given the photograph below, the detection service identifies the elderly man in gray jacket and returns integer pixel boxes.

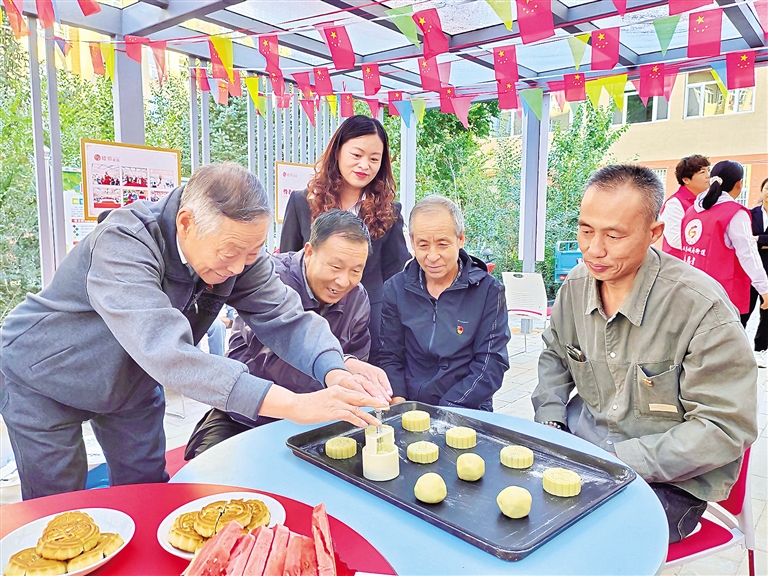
[0,162,388,500]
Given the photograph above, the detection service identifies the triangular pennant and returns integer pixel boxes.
[552,90,566,112]
[196,67,210,92]
[652,15,680,56]
[485,0,513,30]
[631,79,650,106]
[663,64,680,101]
[89,42,105,76]
[292,72,313,98]
[411,98,426,123]
[386,5,421,48]
[585,77,604,108]
[209,36,235,82]
[754,0,768,40]
[36,0,57,29]
[451,96,474,129]
[101,42,115,82]
[228,69,241,97]
[326,94,338,118]
[520,88,543,120]
[53,37,72,57]
[710,61,729,97]
[392,100,413,127]
[149,41,167,85]
[438,61,452,86]
[567,34,590,70]
[366,99,381,119]
[612,0,627,16]
[300,99,316,126]
[244,76,261,110]
[124,35,148,64]
[2,0,30,39]
[603,74,627,111]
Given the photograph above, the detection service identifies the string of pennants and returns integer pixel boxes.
[3,0,767,128]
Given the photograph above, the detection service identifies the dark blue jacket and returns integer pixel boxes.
[379,250,510,410]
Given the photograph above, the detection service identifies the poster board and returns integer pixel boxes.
[275,161,315,223]
[80,139,182,221]
[61,170,97,253]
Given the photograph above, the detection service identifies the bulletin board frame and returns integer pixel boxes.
[275,161,316,223]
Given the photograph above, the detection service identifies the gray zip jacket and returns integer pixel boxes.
[0,187,346,421]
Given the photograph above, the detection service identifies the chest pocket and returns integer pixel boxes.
[634,363,683,422]
[567,358,602,412]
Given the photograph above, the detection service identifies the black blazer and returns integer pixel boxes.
[750,205,768,272]
[279,190,411,306]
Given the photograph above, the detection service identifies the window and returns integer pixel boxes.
[736,164,752,206]
[492,111,523,137]
[684,71,754,118]
[651,168,668,185]
[611,86,669,126]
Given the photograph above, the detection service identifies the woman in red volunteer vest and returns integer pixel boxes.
[681,160,768,326]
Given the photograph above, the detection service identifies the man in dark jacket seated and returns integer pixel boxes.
[379,195,511,411]
[186,210,391,458]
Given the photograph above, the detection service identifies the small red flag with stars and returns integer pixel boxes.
[688,8,722,58]
[668,0,711,16]
[313,67,333,96]
[125,35,149,64]
[77,0,101,16]
[196,67,210,92]
[388,91,403,116]
[2,0,29,39]
[493,45,518,84]
[36,0,57,29]
[418,57,442,92]
[340,93,355,117]
[269,69,285,97]
[258,35,280,74]
[497,80,518,110]
[209,40,229,80]
[292,72,313,98]
[412,8,449,60]
[362,63,381,96]
[90,43,105,76]
[639,63,665,98]
[439,86,456,114]
[563,73,586,102]
[726,50,755,89]
[320,25,356,70]
[515,0,554,44]
[591,28,620,71]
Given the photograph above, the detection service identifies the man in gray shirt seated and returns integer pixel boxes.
[532,164,757,543]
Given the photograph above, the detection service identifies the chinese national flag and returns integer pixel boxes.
[77,0,101,16]
[215,80,229,106]
[726,50,755,89]
[270,69,285,97]
[313,67,333,96]
[89,43,105,76]
[669,0,711,16]
[292,72,313,98]
[639,63,665,98]
[340,93,355,117]
[591,28,620,71]
[563,73,586,102]
[36,0,57,29]
[493,45,518,84]
[2,0,30,39]
[362,63,381,96]
[412,9,449,60]
[439,86,455,114]
[258,35,280,74]
[388,91,403,116]
[497,80,518,110]
[688,9,722,58]
[209,41,229,80]
[321,25,356,70]
[515,0,554,44]
[196,67,210,92]
[125,36,148,64]
[418,57,442,92]
[228,69,241,97]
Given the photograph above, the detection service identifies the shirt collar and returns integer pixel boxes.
[176,235,196,277]
[585,248,660,326]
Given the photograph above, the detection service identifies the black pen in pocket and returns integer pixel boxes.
[565,344,586,362]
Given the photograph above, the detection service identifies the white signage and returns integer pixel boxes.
[275,161,316,223]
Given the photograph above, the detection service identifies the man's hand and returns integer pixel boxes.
[260,385,386,428]
[761,293,768,310]
[325,368,390,404]
[343,358,393,401]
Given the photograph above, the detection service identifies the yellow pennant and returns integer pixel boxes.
[100,42,115,82]
[210,35,235,83]
[411,98,426,123]
[243,76,266,116]
[326,94,338,117]
[604,73,627,112]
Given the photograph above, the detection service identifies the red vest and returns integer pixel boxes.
[661,186,697,260]
[681,201,751,313]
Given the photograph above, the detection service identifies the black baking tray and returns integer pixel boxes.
[286,401,636,561]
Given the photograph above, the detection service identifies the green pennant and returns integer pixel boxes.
[604,74,628,112]
[520,88,543,121]
[485,0,513,31]
[585,77,604,109]
[653,15,680,56]
[567,34,591,70]
[386,6,421,48]
[411,98,426,123]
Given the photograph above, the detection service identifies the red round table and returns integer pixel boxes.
[0,483,396,575]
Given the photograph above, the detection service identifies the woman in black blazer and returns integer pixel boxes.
[748,177,768,367]
[280,115,410,364]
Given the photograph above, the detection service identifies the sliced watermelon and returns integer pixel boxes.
[224,532,255,576]
[263,524,290,575]
[283,532,318,576]
[242,526,275,576]
[311,504,336,576]
[183,520,243,576]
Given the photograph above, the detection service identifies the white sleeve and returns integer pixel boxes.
[659,198,684,249]
[726,210,768,294]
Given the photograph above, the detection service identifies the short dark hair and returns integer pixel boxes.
[675,155,710,186]
[308,209,372,255]
[760,177,768,192]
[586,164,664,223]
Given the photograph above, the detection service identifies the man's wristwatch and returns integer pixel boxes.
[543,420,566,430]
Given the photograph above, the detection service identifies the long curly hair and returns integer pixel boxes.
[307,115,396,240]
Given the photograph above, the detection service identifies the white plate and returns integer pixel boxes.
[0,508,135,576]
[156,491,286,560]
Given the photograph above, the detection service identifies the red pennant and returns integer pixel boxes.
[412,8,450,60]
[292,72,313,98]
[591,28,620,71]
[497,80,518,110]
[228,69,242,97]
[2,0,30,39]
[418,57,442,92]
[452,96,474,129]
[209,40,229,80]
[269,70,285,97]
[300,99,316,126]
[553,90,566,112]
[340,93,355,117]
[362,63,381,96]
[439,86,455,114]
[639,63,665,98]
[89,43,105,75]
[726,50,756,89]
[36,0,57,29]
[493,45,518,84]
[438,61,452,85]
[388,91,403,116]
[53,37,72,57]
[754,0,768,40]
[663,63,680,101]
[196,68,210,92]
[631,79,649,106]
[669,0,711,16]
[515,0,554,44]
[313,67,333,96]
[277,93,292,109]
[149,41,167,85]
[258,35,280,74]
[320,25,356,70]
[563,73,586,102]
[215,80,229,106]
[688,9,722,58]
[124,35,148,64]
[77,0,100,16]
[612,0,627,16]
[365,99,381,118]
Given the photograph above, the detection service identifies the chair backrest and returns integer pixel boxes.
[502,272,548,318]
